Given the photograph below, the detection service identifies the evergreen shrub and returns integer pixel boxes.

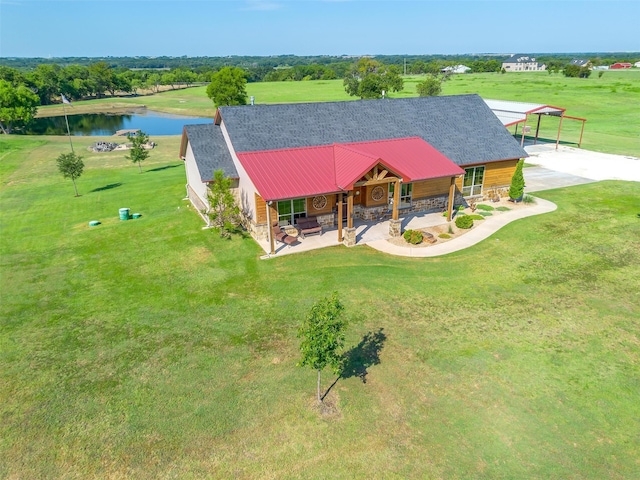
[455,215,474,229]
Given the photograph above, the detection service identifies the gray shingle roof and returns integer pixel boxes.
[218,94,527,166]
[184,123,237,182]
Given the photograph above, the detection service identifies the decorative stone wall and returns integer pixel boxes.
[482,186,509,202]
[316,213,335,228]
[350,194,450,221]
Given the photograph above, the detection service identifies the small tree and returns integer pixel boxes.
[126,130,150,173]
[56,152,84,197]
[298,292,347,403]
[416,75,442,97]
[509,158,525,201]
[207,169,240,237]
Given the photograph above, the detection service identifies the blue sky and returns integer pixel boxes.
[1,0,638,58]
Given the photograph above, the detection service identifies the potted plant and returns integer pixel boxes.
[508,159,525,202]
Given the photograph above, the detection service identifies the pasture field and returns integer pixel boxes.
[38,70,640,156]
[1,135,639,479]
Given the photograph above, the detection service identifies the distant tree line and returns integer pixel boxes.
[1,52,636,106]
[1,52,637,72]
[1,52,636,133]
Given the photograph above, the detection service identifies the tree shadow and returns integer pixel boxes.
[146,164,180,173]
[321,328,387,401]
[90,183,122,192]
[341,328,387,383]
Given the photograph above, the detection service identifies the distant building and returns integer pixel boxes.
[570,59,591,68]
[635,61,640,68]
[501,54,546,72]
[592,66,609,71]
[441,65,471,74]
[610,63,632,69]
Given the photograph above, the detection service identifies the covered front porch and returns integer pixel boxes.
[257,209,451,258]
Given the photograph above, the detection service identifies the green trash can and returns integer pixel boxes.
[119,208,130,220]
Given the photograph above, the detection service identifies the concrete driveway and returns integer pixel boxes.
[523,144,640,192]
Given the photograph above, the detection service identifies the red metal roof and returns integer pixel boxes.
[237,137,464,202]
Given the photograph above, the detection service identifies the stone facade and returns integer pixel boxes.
[343,227,357,247]
[389,219,402,237]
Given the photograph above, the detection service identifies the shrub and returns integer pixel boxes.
[496,206,511,212]
[476,204,495,211]
[468,214,485,220]
[455,215,474,229]
[478,211,493,217]
[523,194,536,204]
[403,229,423,244]
[438,233,451,239]
[509,159,525,200]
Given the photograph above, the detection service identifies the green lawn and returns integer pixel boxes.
[37,70,640,156]
[1,135,639,479]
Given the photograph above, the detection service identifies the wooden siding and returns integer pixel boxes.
[363,184,388,207]
[256,194,267,224]
[484,159,518,188]
[413,177,451,199]
[306,194,336,215]
[455,159,518,192]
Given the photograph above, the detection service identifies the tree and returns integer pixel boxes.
[206,67,248,107]
[126,130,151,173]
[508,159,525,201]
[0,80,40,134]
[206,169,240,237]
[56,152,84,197]
[343,58,404,99]
[298,292,347,403]
[563,64,591,78]
[416,75,442,97]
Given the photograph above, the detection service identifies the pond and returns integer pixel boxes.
[24,110,212,136]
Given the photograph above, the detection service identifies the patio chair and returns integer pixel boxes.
[272,223,298,246]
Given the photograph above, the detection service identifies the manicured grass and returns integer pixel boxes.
[37,70,640,156]
[1,136,639,479]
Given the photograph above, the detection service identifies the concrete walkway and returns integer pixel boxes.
[366,198,557,257]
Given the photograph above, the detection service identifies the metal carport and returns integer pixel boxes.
[484,99,587,149]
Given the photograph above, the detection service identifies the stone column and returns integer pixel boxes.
[343,227,357,247]
[389,219,402,238]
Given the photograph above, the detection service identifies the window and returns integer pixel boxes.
[462,166,485,196]
[277,198,306,225]
[388,183,412,208]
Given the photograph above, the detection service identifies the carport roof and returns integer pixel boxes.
[483,99,565,127]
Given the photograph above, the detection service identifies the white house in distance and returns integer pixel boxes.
[502,54,546,72]
[441,65,471,74]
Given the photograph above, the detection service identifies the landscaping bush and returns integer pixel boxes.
[476,204,495,211]
[496,206,511,212]
[479,211,493,217]
[468,214,485,221]
[523,194,536,204]
[438,233,451,239]
[403,229,423,244]
[455,215,474,229]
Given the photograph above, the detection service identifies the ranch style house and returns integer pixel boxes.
[179,94,527,250]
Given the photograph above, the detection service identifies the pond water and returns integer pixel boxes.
[25,110,212,136]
